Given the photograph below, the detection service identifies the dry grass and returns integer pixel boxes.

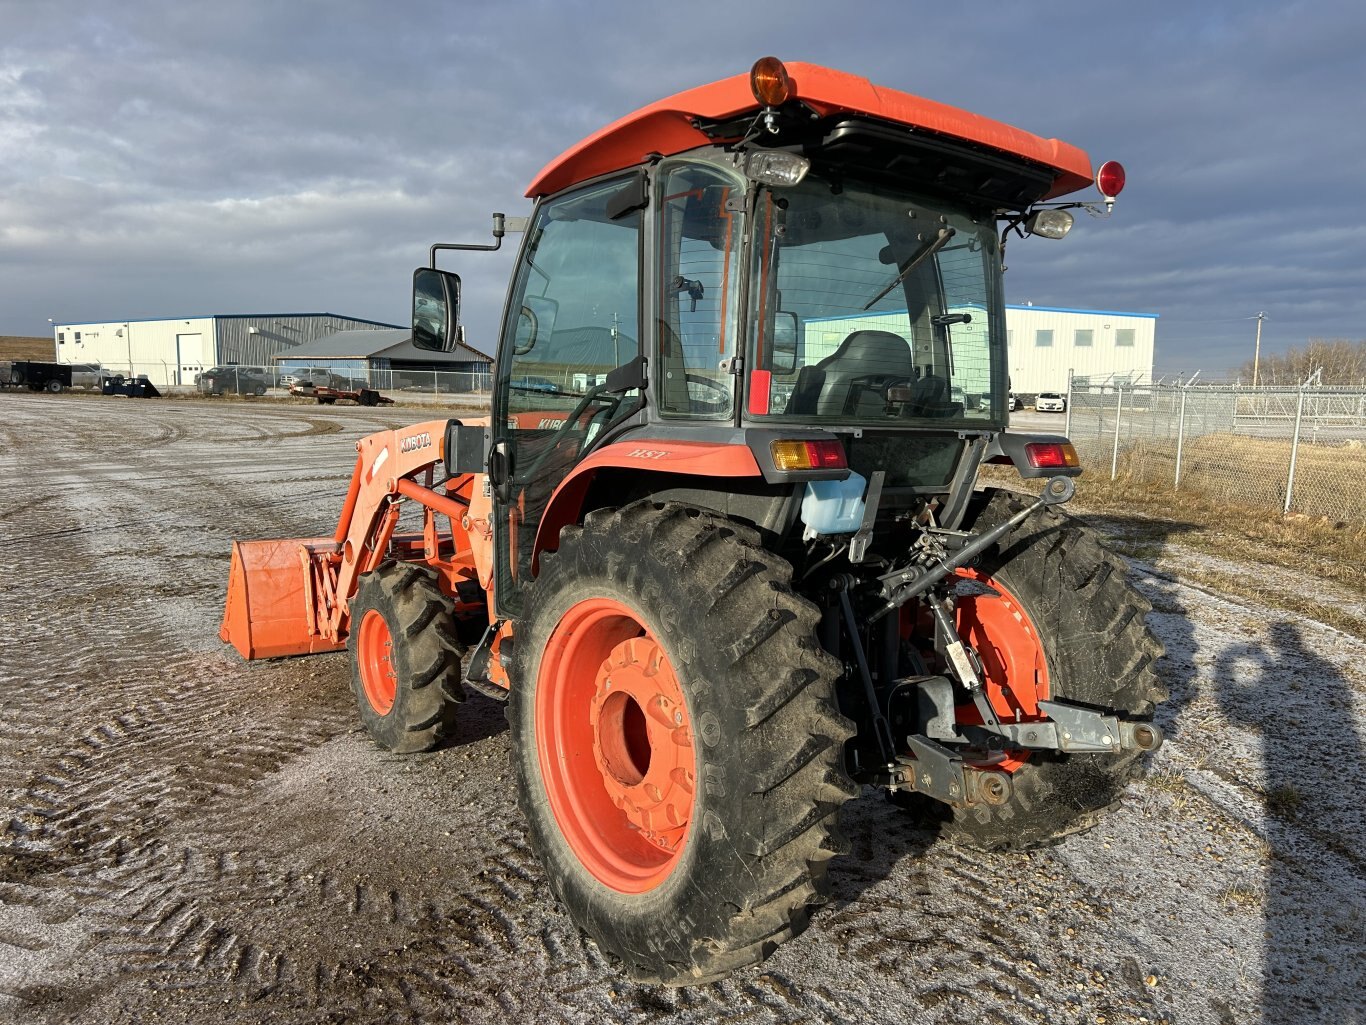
[1219,883,1264,910]
[0,335,54,360]
[1263,784,1305,819]
[1083,433,1366,525]
[1173,567,1366,639]
[1077,473,1366,588]
[981,442,1366,638]
[1145,768,1189,793]
[1143,769,1196,811]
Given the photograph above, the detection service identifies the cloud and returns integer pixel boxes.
[2,0,1363,373]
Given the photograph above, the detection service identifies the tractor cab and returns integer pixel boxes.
[415,58,1120,613]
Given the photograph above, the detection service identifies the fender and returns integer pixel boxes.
[532,439,763,561]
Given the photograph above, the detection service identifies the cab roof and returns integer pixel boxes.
[526,62,1095,201]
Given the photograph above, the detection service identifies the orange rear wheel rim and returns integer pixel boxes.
[952,569,1051,772]
[536,598,696,894]
[357,609,398,715]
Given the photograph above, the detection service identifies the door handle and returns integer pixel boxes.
[488,439,514,504]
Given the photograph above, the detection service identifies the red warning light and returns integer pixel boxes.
[1097,160,1126,199]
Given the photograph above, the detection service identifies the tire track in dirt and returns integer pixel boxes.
[11,395,1349,1025]
[1,398,382,1004]
[0,393,1158,1024]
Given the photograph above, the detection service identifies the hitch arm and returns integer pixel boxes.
[871,475,1074,621]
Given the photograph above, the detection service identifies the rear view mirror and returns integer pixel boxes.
[412,268,461,352]
[515,295,559,356]
[770,312,801,375]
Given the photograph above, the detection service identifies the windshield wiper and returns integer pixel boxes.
[862,227,956,311]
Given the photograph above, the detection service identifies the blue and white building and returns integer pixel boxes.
[1004,304,1157,394]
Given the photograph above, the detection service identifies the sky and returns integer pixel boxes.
[2,1,1363,377]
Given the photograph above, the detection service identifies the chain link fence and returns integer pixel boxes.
[1065,379,1366,523]
[81,362,492,405]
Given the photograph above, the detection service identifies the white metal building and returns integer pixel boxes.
[51,313,403,388]
[1005,305,1157,395]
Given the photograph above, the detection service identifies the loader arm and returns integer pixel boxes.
[221,420,490,659]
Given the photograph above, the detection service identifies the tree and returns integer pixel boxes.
[1238,338,1366,386]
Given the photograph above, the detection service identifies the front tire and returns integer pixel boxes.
[510,502,854,984]
[348,563,463,753]
[903,489,1166,851]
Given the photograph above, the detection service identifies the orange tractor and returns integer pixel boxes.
[222,59,1165,983]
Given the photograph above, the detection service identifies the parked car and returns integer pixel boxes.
[1036,392,1067,412]
[198,366,269,397]
[285,368,353,393]
[509,375,560,394]
[1008,392,1020,412]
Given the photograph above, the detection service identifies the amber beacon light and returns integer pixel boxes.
[750,56,793,105]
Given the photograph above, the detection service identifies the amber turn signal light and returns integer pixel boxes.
[770,439,847,471]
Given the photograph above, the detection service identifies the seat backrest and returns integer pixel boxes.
[786,364,825,415]
[912,372,947,406]
[811,330,912,416]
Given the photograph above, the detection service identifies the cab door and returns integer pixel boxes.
[489,176,644,618]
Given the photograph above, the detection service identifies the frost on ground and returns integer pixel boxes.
[0,394,1362,1025]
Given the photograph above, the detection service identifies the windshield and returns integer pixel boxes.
[746,174,1004,424]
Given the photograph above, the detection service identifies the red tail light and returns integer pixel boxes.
[770,439,847,471]
[1024,442,1080,469]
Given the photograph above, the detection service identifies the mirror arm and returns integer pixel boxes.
[429,213,512,268]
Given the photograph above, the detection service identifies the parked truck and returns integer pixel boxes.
[2,360,102,393]
[221,58,1161,984]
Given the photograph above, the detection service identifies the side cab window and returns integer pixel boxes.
[655,163,744,418]
[491,177,643,613]
[496,179,641,432]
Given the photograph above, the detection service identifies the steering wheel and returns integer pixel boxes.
[684,373,731,414]
[517,385,624,483]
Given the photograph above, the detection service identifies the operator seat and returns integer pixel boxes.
[786,330,913,416]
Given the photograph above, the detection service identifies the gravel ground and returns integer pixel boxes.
[1,393,1362,1025]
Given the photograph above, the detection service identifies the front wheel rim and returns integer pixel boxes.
[357,609,398,715]
[536,598,696,894]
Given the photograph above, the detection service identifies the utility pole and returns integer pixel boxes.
[1252,311,1267,387]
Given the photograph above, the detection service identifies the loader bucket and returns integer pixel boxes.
[220,538,346,659]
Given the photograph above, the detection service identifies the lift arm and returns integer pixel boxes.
[221,420,490,659]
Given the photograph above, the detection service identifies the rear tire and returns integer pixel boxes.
[348,563,464,753]
[510,502,854,984]
[900,488,1166,851]
[45,379,63,393]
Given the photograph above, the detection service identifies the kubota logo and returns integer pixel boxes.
[399,432,432,453]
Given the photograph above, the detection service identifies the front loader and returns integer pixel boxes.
[222,58,1166,984]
